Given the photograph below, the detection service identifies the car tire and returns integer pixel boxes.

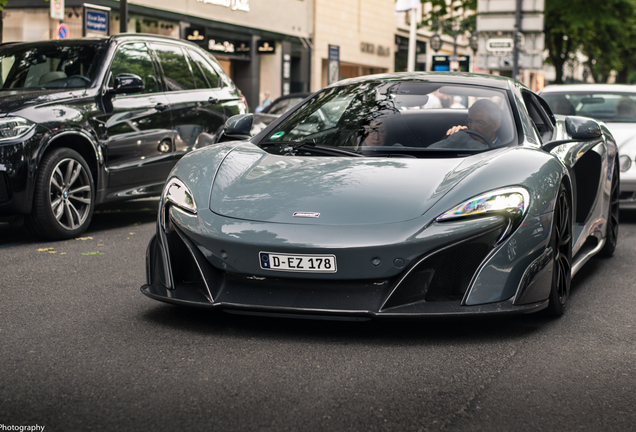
[25,148,95,241]
[600,161,619,257]
[544,183,572,317]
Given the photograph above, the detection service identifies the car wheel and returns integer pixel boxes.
[545,183,572,317]
[600,162,619,257]
[25,148,95,241]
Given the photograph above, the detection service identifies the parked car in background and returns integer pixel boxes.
[0,34,247,240]
[142,73,619,319]
[540,84,635,209]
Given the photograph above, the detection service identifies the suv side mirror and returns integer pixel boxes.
[112,73,144,94]
[565,116,602,140]
[222,113,254,141]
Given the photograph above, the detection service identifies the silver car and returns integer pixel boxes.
[540,84,636,209]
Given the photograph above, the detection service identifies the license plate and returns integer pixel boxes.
[259,252,337,273]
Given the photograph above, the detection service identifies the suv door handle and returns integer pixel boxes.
[208,97,219,105]
[155,103,167,112]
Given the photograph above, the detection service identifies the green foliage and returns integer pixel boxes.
[420,0,477,36]
[545,0,636,83]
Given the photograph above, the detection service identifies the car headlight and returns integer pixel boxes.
[0,116,36,141]
[160,177,197,232]
[162,177,197,214]
[619,155,632,172]
[437,187,530,225]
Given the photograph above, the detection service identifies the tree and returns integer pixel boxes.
[545,0,636,84]
[0,0,7,43]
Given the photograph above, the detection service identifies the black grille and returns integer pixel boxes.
[383,228,503,309]
[167,227,203,286]
[0,173,9,203]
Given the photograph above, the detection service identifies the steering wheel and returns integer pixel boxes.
[462,129,494,148]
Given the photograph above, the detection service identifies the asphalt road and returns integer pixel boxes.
[1,202,635,432]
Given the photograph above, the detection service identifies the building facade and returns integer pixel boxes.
[2,0,313,111]
[311,0,395,90]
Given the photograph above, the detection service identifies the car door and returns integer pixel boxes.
[97,42,174,190]
[150,43,227,158]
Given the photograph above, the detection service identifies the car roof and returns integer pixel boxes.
[0,34,201,49]
[330,72,518,90]
[540,84,636,93]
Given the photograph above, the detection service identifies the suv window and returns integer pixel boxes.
[0,42,105,89]
[152,44,196,91]
[187,48,220,89]
[108,42,159,94]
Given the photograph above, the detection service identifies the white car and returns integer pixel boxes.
[540,84,636,209]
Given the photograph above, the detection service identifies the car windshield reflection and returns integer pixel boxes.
[261,81,517,157]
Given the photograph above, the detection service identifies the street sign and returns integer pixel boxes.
[477,13,544,32]
[57,24,69,40]
[328,45,340,85]
[477,0,544,13]
[486,38,514,52]
[51,0,64,20]
[83,5,110,37]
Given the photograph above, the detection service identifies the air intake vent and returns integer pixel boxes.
[383,227,503,309]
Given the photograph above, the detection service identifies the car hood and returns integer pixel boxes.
[0,88,90,113]
[606,122,636,156]
[209,144,486,225]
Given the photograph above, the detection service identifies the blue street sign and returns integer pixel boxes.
[86,10,108,34]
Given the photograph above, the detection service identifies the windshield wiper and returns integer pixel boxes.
[262,139,364,157]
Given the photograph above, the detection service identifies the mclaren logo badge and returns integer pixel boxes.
[293,212,320,218]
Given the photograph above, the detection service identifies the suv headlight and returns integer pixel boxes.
[437,187,530,240]
[0,116,36,141]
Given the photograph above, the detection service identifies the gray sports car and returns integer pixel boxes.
[141,73,619,319]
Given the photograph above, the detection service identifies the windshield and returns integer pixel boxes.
[0,41,107,90]
[542,91,636,123]
[262,81,516,156]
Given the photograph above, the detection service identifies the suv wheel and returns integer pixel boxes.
[25,148,95,240]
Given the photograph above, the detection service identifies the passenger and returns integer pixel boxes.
[361,120,388,147]
[616,97,636,117]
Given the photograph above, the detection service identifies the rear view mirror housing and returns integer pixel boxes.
[565,116,602,140]
[112,73,145,94]
[221,113,254,141]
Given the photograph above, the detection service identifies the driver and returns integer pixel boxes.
[445,99,502,146]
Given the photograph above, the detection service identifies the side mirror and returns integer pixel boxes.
[565,116,602,140]
[222,113,254,141]
[112,73,144,94]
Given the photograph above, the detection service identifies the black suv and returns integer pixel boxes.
[0,34,247,240]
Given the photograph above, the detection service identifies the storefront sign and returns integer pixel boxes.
[361,42,391,57]
[186,27,206,43]
[209,39,237,53]
[257,40,276,54]
[196,0,250,12]
[432,55,470,72]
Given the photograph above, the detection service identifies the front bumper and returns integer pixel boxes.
[619,177,636,209]
[140,205,554,319]
[0,130,39,216]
